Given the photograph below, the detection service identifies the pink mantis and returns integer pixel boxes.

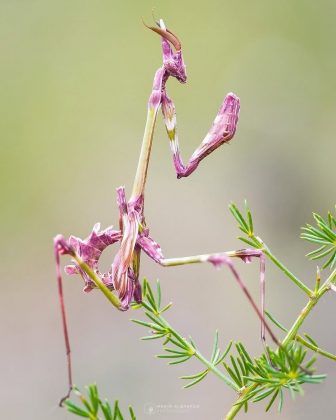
[54,19,278,404]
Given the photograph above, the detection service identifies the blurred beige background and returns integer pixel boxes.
[1,0,335,419]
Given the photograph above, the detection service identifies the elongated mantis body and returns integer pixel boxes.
[54,19,277,404]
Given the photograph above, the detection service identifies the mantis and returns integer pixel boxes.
[54,19,279,405]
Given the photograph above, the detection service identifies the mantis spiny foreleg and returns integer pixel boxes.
[161,90,239,178]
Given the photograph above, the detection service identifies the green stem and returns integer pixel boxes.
[320,267,336,290]
[194,351,238,391]
[156,314,239,392]
[225,384,259,420]
[281,298,317,346]
[282,267,336,345]
[296,335,336,361]
[252,236,312,296]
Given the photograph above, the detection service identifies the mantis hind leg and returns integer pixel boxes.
[54,235,74,406]
[158,250,279,347]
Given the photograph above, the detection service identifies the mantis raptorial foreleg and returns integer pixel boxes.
[161,90,239,178]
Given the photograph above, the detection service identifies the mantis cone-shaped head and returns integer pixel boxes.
[147,19,187,84]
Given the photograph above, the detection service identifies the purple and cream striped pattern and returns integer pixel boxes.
[161,91,240,178]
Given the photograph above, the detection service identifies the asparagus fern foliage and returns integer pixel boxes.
[131,279,324,414]
[301,207,336,270]
[64,384,136,420]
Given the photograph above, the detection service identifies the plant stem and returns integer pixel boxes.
[282,267,336,345]
[194,351,238,391]
[320,267,336,291]
[224,384,258,420]
[296,335,336,361]
[156,313,239,392]
[254,238,312,296]
[281,299,317,346]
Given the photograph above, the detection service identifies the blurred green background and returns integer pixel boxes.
[1,0,335,418]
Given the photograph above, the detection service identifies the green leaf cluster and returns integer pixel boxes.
[64,384,136,420]
[225,343,325,413]
[301,208,336,269]
[180,333,233,388]
[131,279,325,414]
[229,201,262,249]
